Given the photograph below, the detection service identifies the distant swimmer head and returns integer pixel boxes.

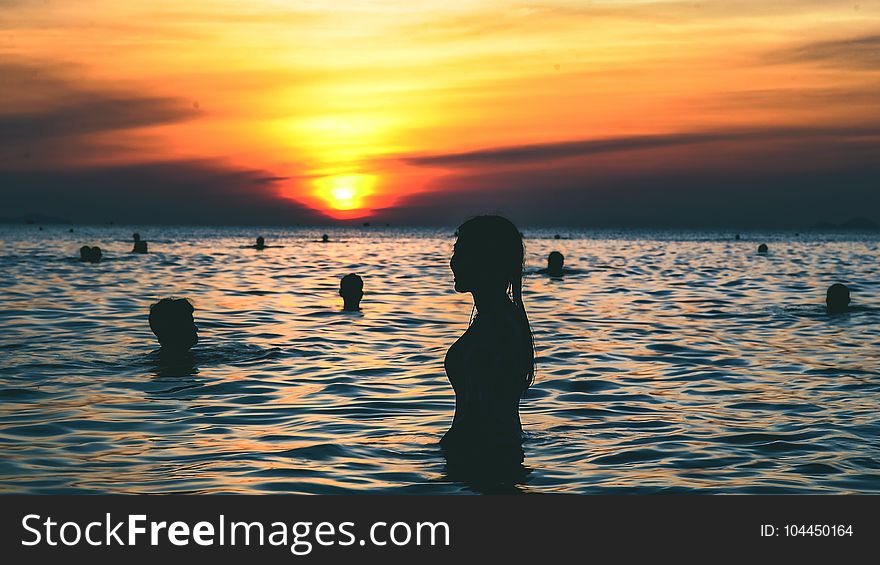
[826,283,851,314]
[255,236,265,249]
[132,233,148,253]
[735,234,741,241]
[80,245,102,262]
[554,234,561,240]
[149,298,199,351]
[91,246,102,262]
[322,234,330,243]
[547,251,565,275]
[757,243,768,253]
[339,273,364,311]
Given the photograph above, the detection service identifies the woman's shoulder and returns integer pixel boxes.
[470,308,528,360]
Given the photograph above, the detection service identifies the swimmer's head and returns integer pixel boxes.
[547,251,564,275]
[757,243,768,253]
[90,246,102,262]
[256,236,265,249]
[80,245,91,261]
[322,234,329,243]
[149,298,199,351]
[826,283,851,314]
[133,232,141,242]
[340,273,364,311]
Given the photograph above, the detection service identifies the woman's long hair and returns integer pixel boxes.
[456,215,536,391]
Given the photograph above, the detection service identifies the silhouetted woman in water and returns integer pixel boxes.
[441,215,535,471]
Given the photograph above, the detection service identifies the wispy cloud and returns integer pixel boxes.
[0,61,198,149]
[402,126,880,168]
[0,95,196,143]
[376,159,880,229]
[774,34,880,69]
[704,85,880,111]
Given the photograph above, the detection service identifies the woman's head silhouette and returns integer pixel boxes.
[451,215,523,293]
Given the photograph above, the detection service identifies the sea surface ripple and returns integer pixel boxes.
[1,226,878,493]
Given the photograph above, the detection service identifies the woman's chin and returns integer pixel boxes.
[453,281,469,293]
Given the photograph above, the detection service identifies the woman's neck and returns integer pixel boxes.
[472,288,513,313]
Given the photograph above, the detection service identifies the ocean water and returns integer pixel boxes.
[1,225,878,494]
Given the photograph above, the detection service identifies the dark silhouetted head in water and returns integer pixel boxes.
[735,233,741,241]
[554,234,561,240]
[322,233,329,243]
[149,298,198,351]
[826,283,851,314]
[451,215,535,390]
[546,251,564,276]
[758,243,768,253]
[80,245,102,262]
[255,236,265,250]
[132,232,148,253]
[339,273,364,311]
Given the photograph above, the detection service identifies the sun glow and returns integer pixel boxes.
[332,186,356,205]
[314,174,376,217]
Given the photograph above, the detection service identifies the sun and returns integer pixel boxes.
[315,174,376,216]
[332,186,355,205]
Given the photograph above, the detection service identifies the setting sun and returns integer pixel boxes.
[314,174,376,218]
[332,186,356,207]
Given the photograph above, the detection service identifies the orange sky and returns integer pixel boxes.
[2,0,879,220]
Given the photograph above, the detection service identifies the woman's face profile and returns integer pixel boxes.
[451,236,478,293]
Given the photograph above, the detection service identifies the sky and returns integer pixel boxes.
[1,0,879,227]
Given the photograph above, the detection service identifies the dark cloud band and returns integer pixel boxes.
[403,126,880,168]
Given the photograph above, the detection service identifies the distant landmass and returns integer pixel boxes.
[1,211,877,231]
[809,217,879,231]
[0,213,70,225]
